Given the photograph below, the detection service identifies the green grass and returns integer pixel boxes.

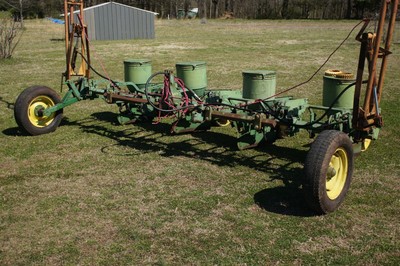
[1,18,399,265]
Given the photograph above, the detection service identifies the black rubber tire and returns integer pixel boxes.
[14,86,63,135]
[304,130,354,214]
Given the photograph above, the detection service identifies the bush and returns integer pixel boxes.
[0,11,12,19]
[0,17,23,59]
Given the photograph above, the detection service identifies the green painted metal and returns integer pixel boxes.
[172,118,211,134]
[117,114,135,125]
[117,103,156,125]
[322,75,355,109]
[124,59,152,90]
[237,129,265,150]
[42,88,80,117]
[175,61,207,97]
[242,70,276,100]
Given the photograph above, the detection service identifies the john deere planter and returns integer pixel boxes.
[14,0,399,214]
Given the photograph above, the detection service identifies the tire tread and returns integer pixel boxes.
[304,130,354,214]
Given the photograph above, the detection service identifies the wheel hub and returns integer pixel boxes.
[34,105,44,117]
[28,96,56,127]
[327,166,336,179]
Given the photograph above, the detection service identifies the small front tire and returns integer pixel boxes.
[304,130,354,214]
[14,86,63,135]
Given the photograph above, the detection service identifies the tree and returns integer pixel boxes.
[281,0,289,18]
[211,0,219,18]
[0,0,28,25]
[0,0,386,20]
[346,0,352,18]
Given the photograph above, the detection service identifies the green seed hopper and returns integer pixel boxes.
[13,0,399,214]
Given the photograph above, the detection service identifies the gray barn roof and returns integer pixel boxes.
[81,2,158,16]
[69,1,157,41]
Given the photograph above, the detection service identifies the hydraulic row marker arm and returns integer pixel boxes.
[352,0,398,134]
[64,0,90,80]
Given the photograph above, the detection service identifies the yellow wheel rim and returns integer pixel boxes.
[215,119,231,127]
[326,147,348,200]
[27,96,56,128]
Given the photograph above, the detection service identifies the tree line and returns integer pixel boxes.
[0,0,385,20]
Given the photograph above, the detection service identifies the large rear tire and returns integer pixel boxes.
[304,130,354,214]
[14,86,63,135]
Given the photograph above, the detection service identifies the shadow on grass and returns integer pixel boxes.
[17,111,317,216]
[254,187,315,216]
[2,127,26,136]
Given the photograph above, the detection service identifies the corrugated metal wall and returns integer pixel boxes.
[81,2,155,41]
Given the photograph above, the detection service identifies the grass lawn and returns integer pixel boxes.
[0,18,399,264]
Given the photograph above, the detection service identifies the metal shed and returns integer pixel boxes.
[75,2,157,41]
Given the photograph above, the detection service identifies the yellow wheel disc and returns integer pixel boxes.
[326,147,348,200]
[27,96,56,128]
[215,119,231,127]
